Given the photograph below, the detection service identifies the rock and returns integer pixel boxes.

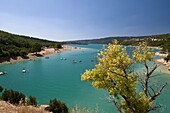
[168,67,170,71]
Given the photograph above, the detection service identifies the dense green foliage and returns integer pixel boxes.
[0,30,62,57]
[45,98,68,113]
[1,89,26,105]
[27,96,37,107]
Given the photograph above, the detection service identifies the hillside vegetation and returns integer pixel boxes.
[66,33,170,52]
[121,34,170,52]
[0,30,62,57]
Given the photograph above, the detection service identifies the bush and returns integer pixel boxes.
[1,89,26,105]
[56,44,62,49]
[27,96,37,107]
[45,98,68,113]
[0,86,3,92]
[20,49,28,57]
[164,53,170,62]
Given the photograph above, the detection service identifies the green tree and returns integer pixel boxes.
[20,49,28,57]
[2,89,26,105]
[81,40,167,113]
[27,96,37,107]
[32,42,41,54]
[46,98,68,113]
[56,43,62,49]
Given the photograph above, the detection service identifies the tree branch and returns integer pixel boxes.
[148,65,157,77]
[149,82,167,102]
[144,61,149,96]
[107,96,123,113]
[138,77,145,89]
[148,105,161,112]
[149,86,156,95]
[108,68,127,79]
[149,74,160,78]
[122,95,135,113]
[143,62,158,97]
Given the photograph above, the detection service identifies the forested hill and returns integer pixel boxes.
[65,36,145,44]
[121,33,170,52]
[66,33,170,52]
[0,30,61,57]
[66,34,170,45]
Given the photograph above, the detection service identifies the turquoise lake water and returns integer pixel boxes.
[0,44,170,113]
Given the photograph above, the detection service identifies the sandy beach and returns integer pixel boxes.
[155,52,170,71]
[0,45,78,64]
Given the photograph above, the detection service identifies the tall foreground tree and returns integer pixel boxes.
[81,40,167,113]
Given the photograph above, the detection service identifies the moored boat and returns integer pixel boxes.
[0,71,7,75]
[22,68,26,73]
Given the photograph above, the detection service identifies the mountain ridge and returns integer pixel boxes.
[65,33,170,44]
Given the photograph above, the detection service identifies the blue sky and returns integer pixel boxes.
[0,0,170,41]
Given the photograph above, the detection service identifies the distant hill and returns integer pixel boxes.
[0,30,61,57]
[65,36,147,44]
[65,33,170,52]
[66,34,170,45]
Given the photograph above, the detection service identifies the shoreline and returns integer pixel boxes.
[155,52,170,71]
[0,45,79,65]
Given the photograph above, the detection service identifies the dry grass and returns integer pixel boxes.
[0,101,105,113]
[69,105,100,113]
[0,101,50,113]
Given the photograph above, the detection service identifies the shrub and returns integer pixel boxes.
[45,98,68,113]
[20,49,28,57]
[27,96,37,107]
[1,89,26,105]
[56,44,62,49]
[0,86,3,92]
[164,53,170,62]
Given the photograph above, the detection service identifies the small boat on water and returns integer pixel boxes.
[45,56,49,59]
[22,68,26,73]
[61,58,67,60]
[0,71,7,75]
[72,60,77,63]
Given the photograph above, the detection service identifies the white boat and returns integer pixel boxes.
[22,69,26,73]
[72,60,77,63]
[0,72,6,75]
